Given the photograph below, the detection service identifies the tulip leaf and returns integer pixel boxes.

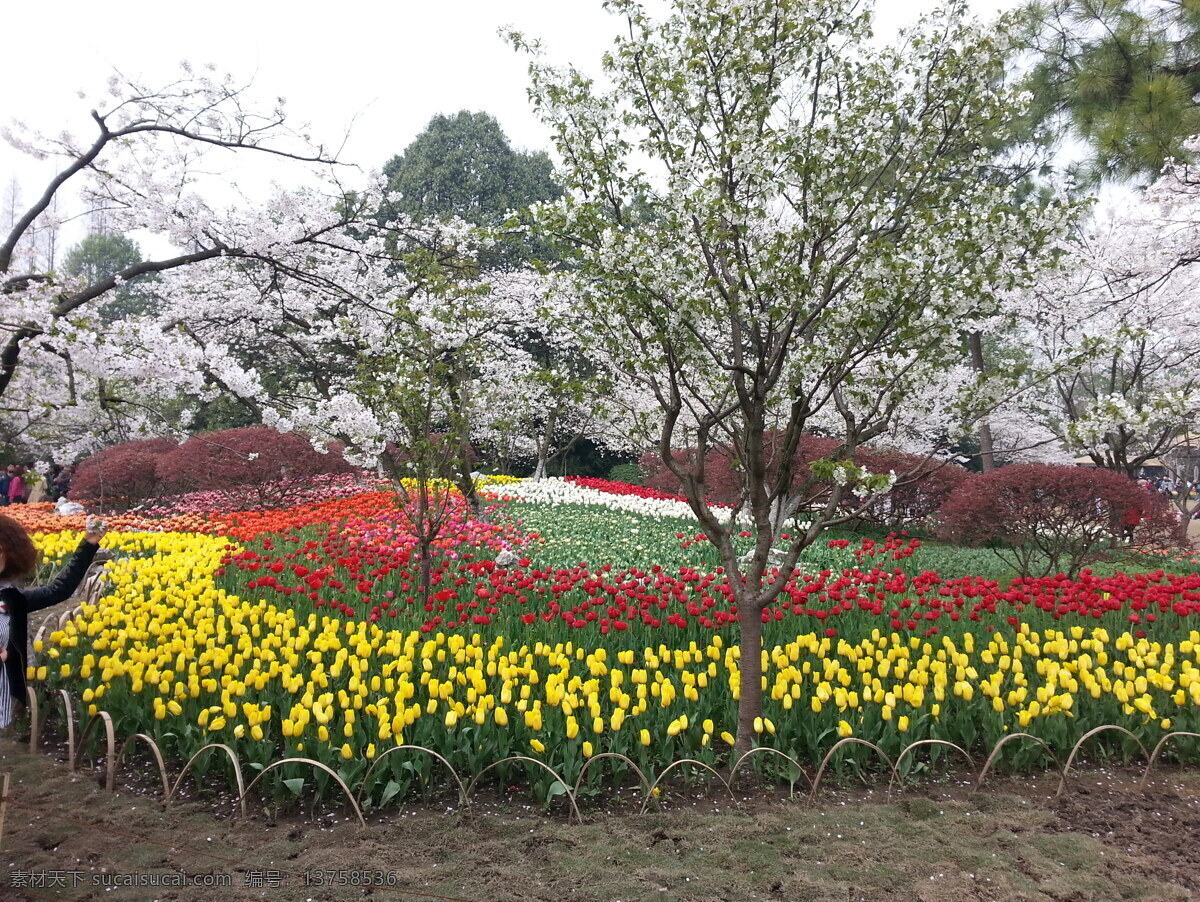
[380,779,404,807]
[282,777,305,796]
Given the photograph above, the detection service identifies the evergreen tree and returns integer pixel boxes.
[381,111,561,268]
[1022,0,1200,183]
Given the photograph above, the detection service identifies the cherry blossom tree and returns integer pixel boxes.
[512,0,1071,752]
[1011,152,1200,477]
[0,65,367,455]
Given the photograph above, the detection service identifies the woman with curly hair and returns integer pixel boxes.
[0,513,106,729]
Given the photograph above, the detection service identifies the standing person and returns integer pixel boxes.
[26,464,48,504]
[50,464,73,500]
[1122,499,1144,542]
[0,513,106,729]
[6,465,26,505]
[0,466,10,507]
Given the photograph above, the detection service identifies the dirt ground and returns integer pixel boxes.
[1,732,1197,902]
[4,554,1198,902]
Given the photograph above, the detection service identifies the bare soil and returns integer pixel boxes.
[1,733,1197,902]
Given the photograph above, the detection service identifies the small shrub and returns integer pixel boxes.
[640,436,963,527]
[855,449,972,529]
[607,463,643,485]
[69,437,178,510]
[640,432,841,507]
[937,464,1184,578]
[156,427,356,510]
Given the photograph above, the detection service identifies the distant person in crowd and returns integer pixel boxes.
[0,466,10,507]
[4,465,25,505]
[1122,499,1143,542]
[25,464,48,504]
[0,512,106,729]
[50,464,73,500]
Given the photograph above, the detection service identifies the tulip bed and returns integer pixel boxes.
[17,476,1200,809]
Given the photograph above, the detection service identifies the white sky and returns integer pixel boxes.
[1,0,1025,252]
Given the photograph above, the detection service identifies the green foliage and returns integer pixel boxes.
[61,233,159,321]
[380,110,562,268]
[607,463,643,485]
[1020,0,1200,182]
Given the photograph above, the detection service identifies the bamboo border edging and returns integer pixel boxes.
[573,752,651,801]
[239,758,365,828]
[58,690,76,770]
[810,738,893,802]
[25,687,39,752]
[168,743,247,818]
[1141,731,1200,788]
[729,747,813,798]
[0,773,9,852]
[115,733,172,800]
[887,740,975,799]
[353,744,468,811]
[640,758,735,814]
[467,757,583,824]
[73,711,116,790]
[22,687,1200,826]
[1055,725,1148,798]
[974,733,1059,794]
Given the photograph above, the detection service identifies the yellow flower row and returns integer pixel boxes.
[29,531,1200,760]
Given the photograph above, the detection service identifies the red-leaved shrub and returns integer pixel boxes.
[640,433,841,508]
[155,427,356,510]
[937,464,1184,577]
[69,437,178,510]
[855,448,972,529]
[641,435,967,528]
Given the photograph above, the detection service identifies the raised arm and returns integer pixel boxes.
[22,522,104,612]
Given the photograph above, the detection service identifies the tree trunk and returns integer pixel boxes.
[533,408,558,481]
[734,594,765,757]
[968,331,996,472]
[459,470,483,518]
[418,536,433,606]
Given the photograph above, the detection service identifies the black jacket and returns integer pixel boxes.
[2,538,99,701]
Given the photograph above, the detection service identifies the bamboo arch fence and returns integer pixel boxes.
[23,682,1200,827]
[22,603,1200,826]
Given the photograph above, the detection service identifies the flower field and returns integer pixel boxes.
[15,477,1200,810]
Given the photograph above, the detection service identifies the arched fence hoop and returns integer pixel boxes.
[1056,725,1148,798]
[729,747,813,798]
[58,690,76,770]
[18,688,1193,824]
[239,758,365,828]
[24,687,39,752]
[810,738,893,802]
[168,743,247,819]
[57,604,83,631]
[572,752,652,801]
[466,757,583,825]
[974,733,1060,794]
[1141,731,1200,789]
[887,740,975,799]
[640,759,735,815]
[115,733,172,800]
[32,621,51,654]
[73,711,117,790]
[353,745,468,811]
